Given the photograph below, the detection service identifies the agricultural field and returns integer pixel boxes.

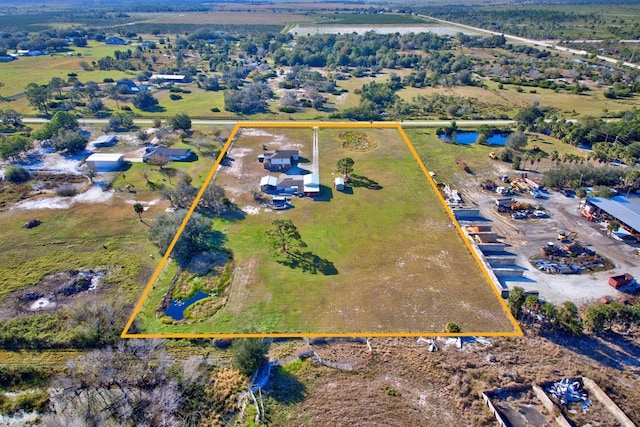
[128,123,519,336]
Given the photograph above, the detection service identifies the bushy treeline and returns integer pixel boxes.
[583,300,640,333]
[509,286,640,336]
[541,163,625,189]
[272,32,464,72]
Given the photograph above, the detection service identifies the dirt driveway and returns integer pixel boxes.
[459,171,640,305]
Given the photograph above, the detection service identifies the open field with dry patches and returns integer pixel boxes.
[266,332,640,426]
[132,125,518,336]
[129,11,312,26]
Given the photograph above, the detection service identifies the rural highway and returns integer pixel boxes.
[418,14,640,71]
[21,117,517,128]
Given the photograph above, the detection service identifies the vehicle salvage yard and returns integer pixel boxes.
[462,179,640,305]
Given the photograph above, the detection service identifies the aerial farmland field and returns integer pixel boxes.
[126,123,519,337]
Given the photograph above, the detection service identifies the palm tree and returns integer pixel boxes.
[607,220,620,237]
[133,202,144,222]
[576,187,587,210]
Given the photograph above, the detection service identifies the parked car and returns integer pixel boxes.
[511,211,528,220]
[533,210,547,218]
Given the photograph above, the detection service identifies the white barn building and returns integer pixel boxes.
[86,153,125,171]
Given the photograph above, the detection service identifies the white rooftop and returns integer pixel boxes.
[92,135,117,144]
[260,175,278,187]
[86,153,124,162]
[150,74,186,80]
[303,173,320,192]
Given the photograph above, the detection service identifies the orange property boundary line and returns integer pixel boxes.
[121,121,522,339]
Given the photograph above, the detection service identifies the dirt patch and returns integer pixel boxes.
[307,339,371,370]
[11,184,114,211]
[271,332,640,426]
[224,258,259,315]
[0,269,105,320]
[338,131,378,152]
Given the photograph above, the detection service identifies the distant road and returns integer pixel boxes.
[418,14,640,71]
[22,118,516,128]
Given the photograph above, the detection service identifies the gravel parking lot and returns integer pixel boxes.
[461,175,640,305]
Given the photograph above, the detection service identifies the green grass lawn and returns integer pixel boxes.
[132,124,518,336]
[0,201,158,304]
[0,41,136,99]
[315,13,433,25]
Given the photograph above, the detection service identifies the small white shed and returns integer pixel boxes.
[86,153,125,171]
[334,177,345,191]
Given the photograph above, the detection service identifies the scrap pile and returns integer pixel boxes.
[533,238,611,274]
[547,379,592,413]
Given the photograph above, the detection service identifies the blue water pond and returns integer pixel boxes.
[165,290,209,320]
[439,131,509,146]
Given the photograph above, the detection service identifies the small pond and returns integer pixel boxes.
[439,131,510,146]
[165,290,209,321]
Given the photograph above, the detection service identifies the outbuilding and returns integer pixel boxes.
[303,174,320,197]
[150,74,187,83]
[91,135,118,147]
[105,36,127,45]
[260,175,278,192]
[86,153,125,171]
[582,196,640,239]
[334,177,345,191]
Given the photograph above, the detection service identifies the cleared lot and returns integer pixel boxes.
[130,124,519,337]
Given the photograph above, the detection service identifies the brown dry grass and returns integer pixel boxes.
[130,11,312,26]
[268,331,640,426]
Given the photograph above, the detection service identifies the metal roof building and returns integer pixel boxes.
[587,196,640,233]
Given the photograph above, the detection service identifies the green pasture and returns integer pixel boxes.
[315,13,433,25]
[110,141,218,191]
[134,125,517,335]
[0,201,158,304]
[406,128,591,187]
[0,42,138,99]
[481,79,640,118]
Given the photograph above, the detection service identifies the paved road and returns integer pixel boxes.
[419,14,640,71]
[22,117,517,128]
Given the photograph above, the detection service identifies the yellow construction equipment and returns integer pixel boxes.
[557,231,577,242]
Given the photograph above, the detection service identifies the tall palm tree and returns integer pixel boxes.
[576,187,587,210]
[133,203,144,222]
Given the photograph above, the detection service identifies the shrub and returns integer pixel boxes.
[210,107,220,113]
[56,184,78,197]
[383,386,401,397]
[279,106,296,113]
[445,322,461,333]
[103,78,115,83]
[4,165,30,183]
[169,94,182,101]
[232,339,268,376]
